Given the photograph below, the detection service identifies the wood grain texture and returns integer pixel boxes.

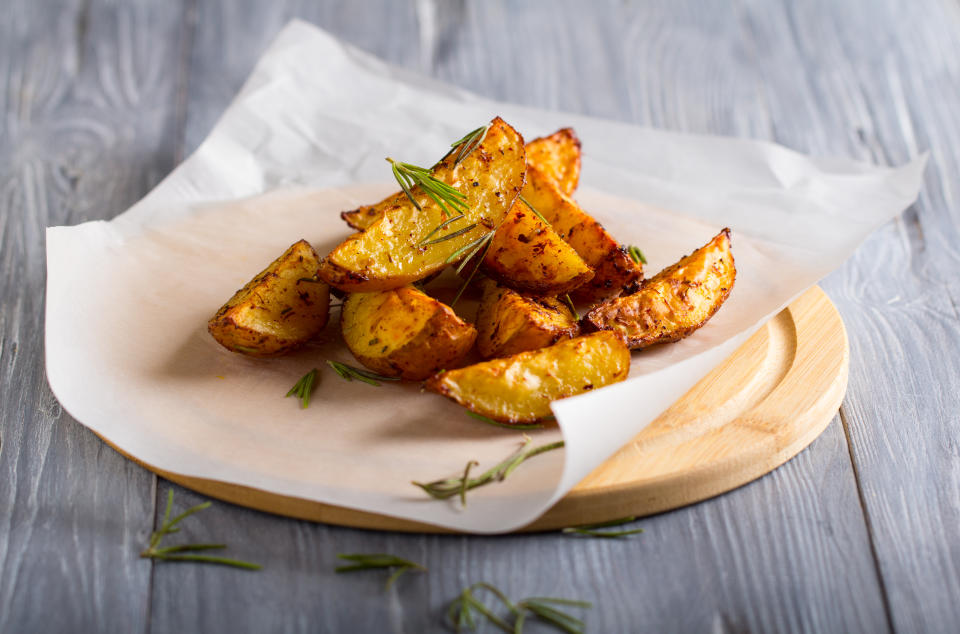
[3,0,959,632]
[0,1,190,632]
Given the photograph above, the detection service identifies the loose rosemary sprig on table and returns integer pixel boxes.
[562,516,645,538]
[447,582,592,634]
[412,436,564,505]
[388,158,468,219]
[467,411,544,431]
[335,553,426,589]
[285,368,318,408]
[627,245,647,265]
[140,490,261,570]
[326,360,399,386]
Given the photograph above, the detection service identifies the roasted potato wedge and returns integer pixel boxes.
[583,229,735,349]
[476,280,580,359]
[426,330,630,423]
[481,202,594,295]
[521,165,642,303]
[319,117,525,292]
[208,240,329,356]
[341,287,477,380]
[342,128,582,232]
[525,128,581,196]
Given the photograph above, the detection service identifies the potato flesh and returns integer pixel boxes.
[520,165,642,304]
[583,229,735,349]
[524,128,581,196]
[426,331,630,423]
[319,117,525,292]
[208,239,329,356]
[341,287,477,380]
[476,282,580,359]
[341,128,581,232]
[481,203,594,295]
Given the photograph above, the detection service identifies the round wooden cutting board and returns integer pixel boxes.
[103,285,848,533]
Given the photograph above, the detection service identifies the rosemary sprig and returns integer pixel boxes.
[445,232,492,265]
[387,158,468,219]
[561,516,645,538]
[562,294,579,321]
[412,436,564,505]
[447,582,592,633]
[140,490,261,570]
[519,194,551,226]
[326,360,399,386]
[448,124,491,166]
[467,411,544,430]
[627,245,647,265]
[285,368,318,408]
[418,213,466,245]
[335,553,426,589]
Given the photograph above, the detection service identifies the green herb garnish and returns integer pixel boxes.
[446,124,491,166]
[562,516,644,538]
[519,194,551,226]
[447,582,592,633]
[335,553,426,589]
[140,490,261,570]
[467,411,544,430]
[387,158,469,219]
[285,368,318,408]
[627,245,647,265]
[562,294,579,321]
[412,436,564,505]
[326,360,399,386]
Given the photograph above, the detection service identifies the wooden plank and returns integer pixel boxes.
[738,0,960,630]
[143,1,891,632]
[0,0,190,631]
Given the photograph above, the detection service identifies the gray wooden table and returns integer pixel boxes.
[2,1,959,632]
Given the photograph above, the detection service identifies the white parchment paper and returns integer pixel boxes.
[45,21,925,533]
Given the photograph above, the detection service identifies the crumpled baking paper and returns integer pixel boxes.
[45,20,925,533]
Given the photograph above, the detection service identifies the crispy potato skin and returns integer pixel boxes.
[426,331,630,423]
[583,229,735,349]
[521,165,643,304]
[525,128,581,196]
[208,240,329,357]
[475,280,580,359]
[342,128,582,232]
[481,203,594,295]
[319,117,526,292]
[341,287,477,380]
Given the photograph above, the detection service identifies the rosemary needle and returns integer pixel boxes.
[519,194,551,226]
[627,245,647,265]
[562,516,645,538]
[562,294,579,321]
[285,368,318,408]
[466,411,544,430]
[335,553,426,589]
[326,360,399,386]
[387,158,468,219]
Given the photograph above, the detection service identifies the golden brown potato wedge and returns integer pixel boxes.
[319,117,526,292]
[341,287,477,380]
[475,280,580,359]
[520,165,643,304]
[481,202,594,295]
[583,229,735,349]
[525,128,581,196]
[341,128,582,232]
[426,331,630,423]
[208,240,329,356]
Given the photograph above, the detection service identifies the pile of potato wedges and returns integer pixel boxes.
[208,117,736,424]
